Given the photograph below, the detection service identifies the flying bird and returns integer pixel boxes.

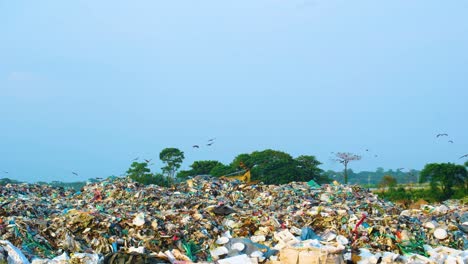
[436,133,448,138]
[365,149,369,152]
[448,140,454,143]
[207,142,214,146]
[208,138,216,142]
[72,172,78,176]
[192,145,200,148]
[459,154,468,159]
[133,157,139,161]
[2,171,8,174]
[144,159,152,163]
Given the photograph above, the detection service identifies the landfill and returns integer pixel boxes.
[0,176,467,263]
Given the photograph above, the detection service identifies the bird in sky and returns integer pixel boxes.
[374,155,378,157]
[365,149,369,152]
[192,145,200,148]
[207,142,214,146]
[208,138,216,142]
[144,159,152,163]
[133,157,139,161]
[72,172,78,176]
[2,171,8,174]
[448,140,454,143]
[436,133,448,137]
[459,154,468,159]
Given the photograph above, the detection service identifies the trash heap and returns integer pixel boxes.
[0,176,466,263]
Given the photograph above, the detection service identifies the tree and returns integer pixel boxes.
[159,148,185,178]
[190,160,223,175]
[177,160,224,179]
[126,162,175,186]
[379,175,397,191]
[230,149,325,184]
[126,162,153,184]
[294,155,326,183]
[210,163,233,177]
[334,152,361,184]
[232,150,295,184]
[420,162,467,199]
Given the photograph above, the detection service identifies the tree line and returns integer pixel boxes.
[1,148,466,202]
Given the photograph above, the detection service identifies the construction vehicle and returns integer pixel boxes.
[221,169,252,182]
[220,162,259,184]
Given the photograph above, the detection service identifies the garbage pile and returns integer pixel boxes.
[0,176,466,263]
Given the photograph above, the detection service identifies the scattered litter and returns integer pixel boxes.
[0,176,466,263]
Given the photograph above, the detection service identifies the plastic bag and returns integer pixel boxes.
[0,240,31,264]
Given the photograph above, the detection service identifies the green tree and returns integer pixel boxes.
[379,175,397,191]
[0,178,22,185]
[126,162,174,186]
[159,148,185,178]
[420,162,467,199]
[294,155,326,183]
[210,163,233,177]
[177,160,224,179]
[230,149,324,184]
[126,162,153,184]
[334,152,361,184]
[190,160,223,175]
[232,149,294,184]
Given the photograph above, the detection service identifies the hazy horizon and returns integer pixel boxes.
[1,1,467,182]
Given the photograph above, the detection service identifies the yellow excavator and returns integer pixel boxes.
[220,162,259,184]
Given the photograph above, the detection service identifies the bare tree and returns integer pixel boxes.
[334,152,362,184]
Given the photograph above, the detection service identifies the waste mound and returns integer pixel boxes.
[0,176,466,263]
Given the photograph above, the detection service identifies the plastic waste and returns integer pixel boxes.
[0,240,31,264]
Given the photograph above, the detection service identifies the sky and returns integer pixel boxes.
[1,0,467,183]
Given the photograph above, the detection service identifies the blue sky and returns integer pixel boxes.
[1,0,467,182]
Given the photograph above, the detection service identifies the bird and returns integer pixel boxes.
[192,145,200,148]
[208,138,216,142]
[144,159,152,163]
[72,172,78,176]
[2,171,8,174]
[459,154,468,159]
[207,142,214,146]
[397,168,405,171]
[365,149,369,152]
[448,140,454,143]
[436,133,448,138]
[133,157,139,161]
[374,155,378,157]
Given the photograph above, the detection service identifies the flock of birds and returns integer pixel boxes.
[192,138,216,149]
[436,133,454,143]
[329,132,467,171]
[436,133,467,159]
[67,138,217,177]
[2,134,467,178]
